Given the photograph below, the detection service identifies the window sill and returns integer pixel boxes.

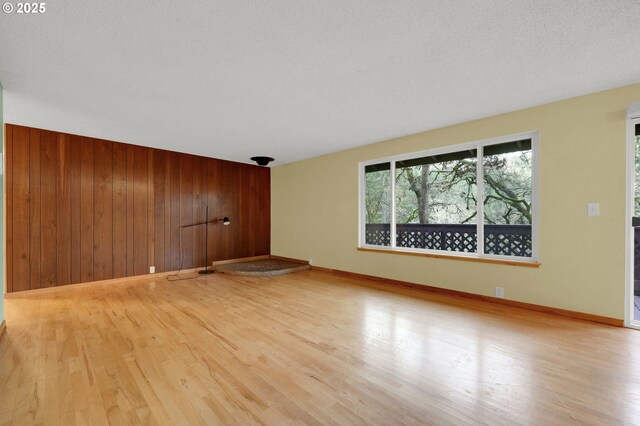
[357,247,541,268]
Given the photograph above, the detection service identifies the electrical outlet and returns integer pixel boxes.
[149,266,155,274]
[495,287,504,298]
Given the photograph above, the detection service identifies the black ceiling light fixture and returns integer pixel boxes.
[251,156,274,166]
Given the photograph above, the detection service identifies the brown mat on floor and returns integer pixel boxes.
[214,259,310,276]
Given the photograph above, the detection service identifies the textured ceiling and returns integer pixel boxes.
[1,1,639,165]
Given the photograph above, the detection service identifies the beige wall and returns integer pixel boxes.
[272,83,640,320]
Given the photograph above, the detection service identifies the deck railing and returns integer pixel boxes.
[365,223,532,257]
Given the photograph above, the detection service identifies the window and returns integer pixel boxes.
[635,124,640,217]
[360,132,538,261]
[364,162,392,246]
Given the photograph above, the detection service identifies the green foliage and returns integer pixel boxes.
[396,160,477,224]
[483,151,532,225]
[365,169,391,223]
[366,151,532,225]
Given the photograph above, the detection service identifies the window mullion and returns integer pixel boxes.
[477,146,484,255]
[390,161,396,249]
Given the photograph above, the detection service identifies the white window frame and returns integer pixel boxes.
[358,131,540,263]
[625,104,640,329]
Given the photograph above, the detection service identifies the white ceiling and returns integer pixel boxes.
[1,1,639,165]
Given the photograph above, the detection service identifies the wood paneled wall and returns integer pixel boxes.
[5,124,270,293]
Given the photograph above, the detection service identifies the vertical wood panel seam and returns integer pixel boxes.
[148,148,154,271]
[93,139,95,280]
[27,129,31,289]
[55,134,59,286]
[131,146,133,274]
[110,141,114,279]
[112,143,115,279]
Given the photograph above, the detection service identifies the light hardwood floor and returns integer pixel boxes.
[1,270,640,425]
